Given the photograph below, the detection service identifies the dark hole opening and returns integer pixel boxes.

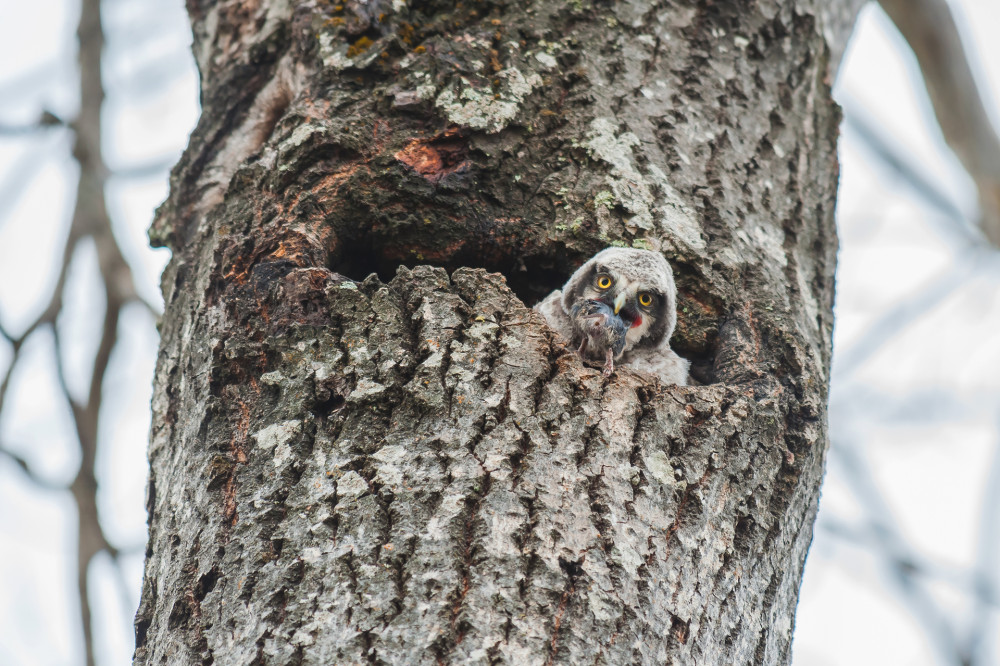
[330,233,577,308]
[330,236,721,384]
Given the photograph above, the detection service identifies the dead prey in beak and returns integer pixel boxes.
[570,299,628,377]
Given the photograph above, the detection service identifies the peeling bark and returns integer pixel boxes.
[136,1,863,664]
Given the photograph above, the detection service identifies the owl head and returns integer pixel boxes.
[560,247,679,352]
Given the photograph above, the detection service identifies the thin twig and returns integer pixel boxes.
[834,442,966,665]
[819,517,1000,609]
[831,259,975,382]
[0,110,66,135]
[840,100,984,247]
[0,446,66,491]
[965,417,1000,665]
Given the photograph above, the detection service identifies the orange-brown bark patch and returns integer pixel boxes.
[394,128,470,183]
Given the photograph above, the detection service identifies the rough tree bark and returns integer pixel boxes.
[135,0,863,664]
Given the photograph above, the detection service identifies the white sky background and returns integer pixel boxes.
[0,1,997,664]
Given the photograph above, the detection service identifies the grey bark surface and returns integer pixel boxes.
[135,1,862,664]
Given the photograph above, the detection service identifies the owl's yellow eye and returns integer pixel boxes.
[638,292,653,308]
[596,275,613,290]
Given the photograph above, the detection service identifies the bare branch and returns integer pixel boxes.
[0,110,67,135]
[879,0,1000,246]
[819,517,1000,609]
[0,225,82,418]
[832,259,974,381]
[0,330,28,419]
[842,106,968,229]
[0,445,67,491]
[834,443,966,665]
[131,293,164,319]
[67,0,109,663]
[2,3,160,665]
[965,420,1000,664]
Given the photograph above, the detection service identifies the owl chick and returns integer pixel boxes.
[570,299,628,377]
[535,247,689,385]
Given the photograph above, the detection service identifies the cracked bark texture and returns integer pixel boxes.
[135,0,863,664]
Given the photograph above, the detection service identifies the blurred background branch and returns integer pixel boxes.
[0,0,190,663]
[0,0,145,663]
[880,0,1000,246]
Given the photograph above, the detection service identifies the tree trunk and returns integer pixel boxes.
[135,1,862,664]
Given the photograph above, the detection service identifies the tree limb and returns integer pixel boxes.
[879,0,1000,246]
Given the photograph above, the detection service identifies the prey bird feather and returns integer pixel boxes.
[570,299,628,377]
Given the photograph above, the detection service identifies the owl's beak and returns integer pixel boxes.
[613,292,627,315]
